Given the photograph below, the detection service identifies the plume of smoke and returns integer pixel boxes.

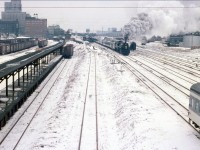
[123,1,200,39]
[123,13,153,39]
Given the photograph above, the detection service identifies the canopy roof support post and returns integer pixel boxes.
[12,72,14,99]
[6,76,8,97]
[18,70,20,87]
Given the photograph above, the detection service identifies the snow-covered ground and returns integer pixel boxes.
[0,42,200,149]
[142,41,200,56]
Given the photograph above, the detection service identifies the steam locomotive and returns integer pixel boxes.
[98,37,136,56]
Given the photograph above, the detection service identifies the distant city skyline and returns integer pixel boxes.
[0,0,200,33]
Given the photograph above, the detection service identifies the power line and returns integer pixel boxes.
[1,0,200,2]
[0,6,199,8]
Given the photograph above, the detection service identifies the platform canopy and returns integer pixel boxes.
[0,42,64,79]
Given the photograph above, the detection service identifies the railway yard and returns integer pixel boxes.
[1,41,200,149]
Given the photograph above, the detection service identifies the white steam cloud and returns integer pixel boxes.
[123,1,200,39]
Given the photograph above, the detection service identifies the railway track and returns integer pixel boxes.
[137,47,200,69]
[0,59,69,149]
[96,43,189,109]
[137,48,200,78]
[131,53,198,84]
[127,56,191,97]
[78,52,99,150]
[95,43,200,134]
[95,54,99,150]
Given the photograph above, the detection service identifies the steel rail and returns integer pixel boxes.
[12,60,68,149]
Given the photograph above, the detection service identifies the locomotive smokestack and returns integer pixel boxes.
[124,33,129,43]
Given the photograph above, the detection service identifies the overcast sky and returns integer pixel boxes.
[0,0,200,32]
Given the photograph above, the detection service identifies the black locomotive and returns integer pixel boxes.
[98,37,130,56]
[114,40,130,55]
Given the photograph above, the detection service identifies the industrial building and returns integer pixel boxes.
[1,0,47,37]
[96,27,123,37]
[47,25,65,38]
[1,0,26,34]
[0,20,19,36]
[166,35,183,47]
[166,32,200,49]
[183,32,200,49]
[25,17,47,38]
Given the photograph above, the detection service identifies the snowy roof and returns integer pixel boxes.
[17,36,32,39]
[184,34,200,37]
[190,83,200,95]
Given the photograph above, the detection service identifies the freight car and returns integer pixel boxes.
[98,37,130,56]
[0,44,10,55]
[189,83,200,127]
[83,36,97,43]
[0,37,37,55]
[63,44,74,58]
[129,41,137,50]
[38,39,48,48]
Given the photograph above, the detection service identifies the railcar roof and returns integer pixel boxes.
[191,82,200,95]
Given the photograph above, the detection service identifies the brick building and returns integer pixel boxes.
[25,17,47,38]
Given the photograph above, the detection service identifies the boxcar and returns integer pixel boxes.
[0,44,11,55]
[0,37,37,55]
[63,44,74,58]
[38,39,48,48]
[189,82,200,127]
[0,44,6,55]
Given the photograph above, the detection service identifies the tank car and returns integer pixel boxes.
[63,44,74,58]
[189,82,200,127]
[38,39,48,48]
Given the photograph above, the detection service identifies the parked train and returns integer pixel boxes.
[62,44,74,58]
[189,83,200,127]
[0,37,37,55]
[71,38,84,44]
[38,39,48,48]
[83,36,97,43]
